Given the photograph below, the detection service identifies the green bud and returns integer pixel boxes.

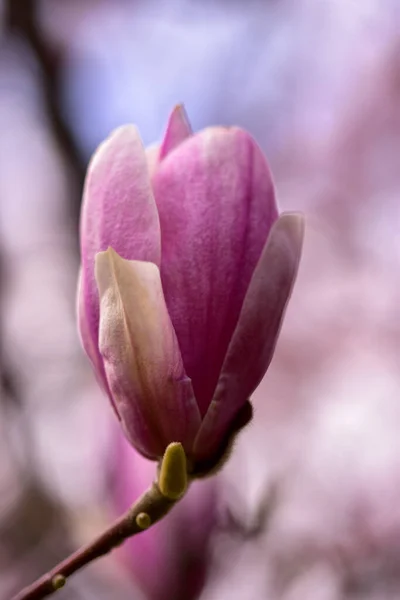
[52,574,66,590]
[158,442,187,500]
[136,512,151,529]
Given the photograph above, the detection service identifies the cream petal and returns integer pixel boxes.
[95,248,201,459]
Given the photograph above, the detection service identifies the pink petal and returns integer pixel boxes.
[153,127,278,416]
[159,105,193,160]
[95,248,201,459]
[79,125,160,394]
[194,213,304,460]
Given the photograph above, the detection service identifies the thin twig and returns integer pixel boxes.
[12,481,177,600]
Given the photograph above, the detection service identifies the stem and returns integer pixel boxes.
[11,482,177,600]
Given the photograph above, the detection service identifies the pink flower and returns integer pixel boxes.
[78,106,304,466]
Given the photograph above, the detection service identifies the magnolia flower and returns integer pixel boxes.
[78,106,303,467]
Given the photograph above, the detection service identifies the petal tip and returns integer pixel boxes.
[159,104,193,159]
[282,210,305,234]
[274,212,305,255]
[94,246,120,282]
[88,124,142,172]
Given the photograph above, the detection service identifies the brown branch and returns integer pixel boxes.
[12,442,190,600]
[11,481,176,600]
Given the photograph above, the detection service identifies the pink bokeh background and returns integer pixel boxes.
[1,1,399,599]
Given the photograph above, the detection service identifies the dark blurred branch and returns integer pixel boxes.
[1,0,85,405]
[4,0,85,216]
[219,480,281,540]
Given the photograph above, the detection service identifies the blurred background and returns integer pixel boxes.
[1,1,400,599]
